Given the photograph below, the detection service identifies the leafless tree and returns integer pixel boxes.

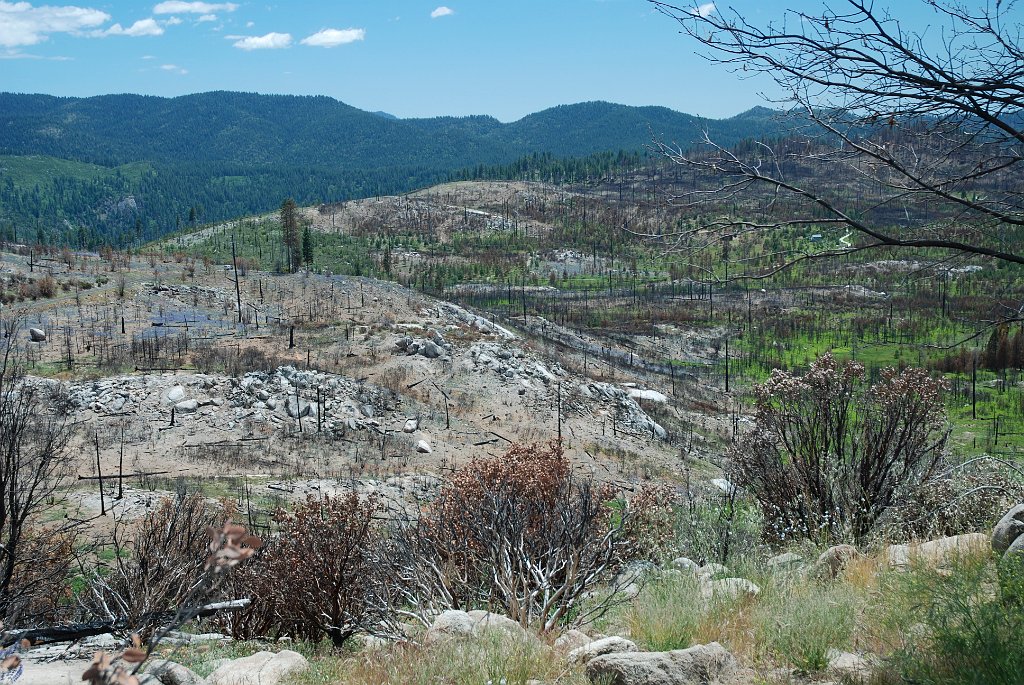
[0,320,74,626]
[649,1,1024,279]
[82,491,226,640]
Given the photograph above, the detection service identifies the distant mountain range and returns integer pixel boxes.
[0,91,795,246]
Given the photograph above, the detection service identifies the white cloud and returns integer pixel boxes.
[430,6,453,18]
[164,15,182,25]
[141,53,154,58]
[196,13,215,22]
[0,1,110,48]
[245,20,253,27]
[688,2,714,18]
[153,1,236,14]
[160,62,186,73]
[300,27,364,48]
[0,49,72,59]
[97,18,164,37]
[232,31,291,50]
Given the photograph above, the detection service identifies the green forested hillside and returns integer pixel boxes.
[0,91,794,247]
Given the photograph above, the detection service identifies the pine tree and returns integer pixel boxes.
[301,225,314,266]
[280,198,299,272]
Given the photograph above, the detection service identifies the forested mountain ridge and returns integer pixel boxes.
[0,91,792,246]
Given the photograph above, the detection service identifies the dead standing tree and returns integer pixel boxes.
[0,321,74,627]
[648,1,1024,291]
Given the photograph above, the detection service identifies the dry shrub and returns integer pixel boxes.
[191,344,289,377]
[36,275,56,298]
[392,441,657,631]
[4,526,76,626]
[216,493,397,647]
[732,353,949,544]
[883,460,1024,541]
[84,491,227,639]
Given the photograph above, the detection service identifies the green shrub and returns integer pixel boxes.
[624,574,704,651]
[889,554,1024,684]
[754,580,857,672]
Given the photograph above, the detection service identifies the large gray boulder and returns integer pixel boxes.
[568,636,638,665]
[423,610,476,644]
[419,340,443,359]
[888,533,989,569]
[285,396,313,419]
[554,629,592,654]
[142,659,207,685]
[815,544,861,580]
[992,504,1024,555]
[174,399,199,414]
[28,328,46,342]
[766,552,803,571]
[585,642,735,685]
[467,610,529,641]
[1007,534,1024,559]
[207,650,308,685]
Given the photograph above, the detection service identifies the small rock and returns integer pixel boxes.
[586,642,735,685]
[143,659,206,685]
[697,562,729,579]
[815,544,861,580]
[767,552,803,571]
[671,557,699,572]
[207,650,308,685]
[467,610,529,641]
[174,399,199,414]
[419,340,443,359]
[992,503,1024,555]
[554,629,592,654]
[567,636,638,665]
[416,439,432,454]
[827,649,874,680]
[165,385,186,403]
[424,610,475,644]
[888,533,989,569]
[403,417,419,433]
[710,577,760,601]
[285,396,313,419]
[28,327,46,342]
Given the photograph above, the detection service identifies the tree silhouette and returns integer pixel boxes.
[279,198,299,273]
[649,0,1024,271]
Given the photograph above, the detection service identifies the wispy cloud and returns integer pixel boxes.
[160,62,187,74]
[233,31,291,50]
[300,27,365,48]
[0,50,73,60]
[430,6,454,19]
[153,1,237,14]
[164,16,182,25]
[688,2,715,18]
[96,18,164,37]
[0,0,110,48]
[196,13,216,22]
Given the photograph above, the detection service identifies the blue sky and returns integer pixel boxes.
[0,0,946,121]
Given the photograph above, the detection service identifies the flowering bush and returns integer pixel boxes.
[731,353,949,544]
